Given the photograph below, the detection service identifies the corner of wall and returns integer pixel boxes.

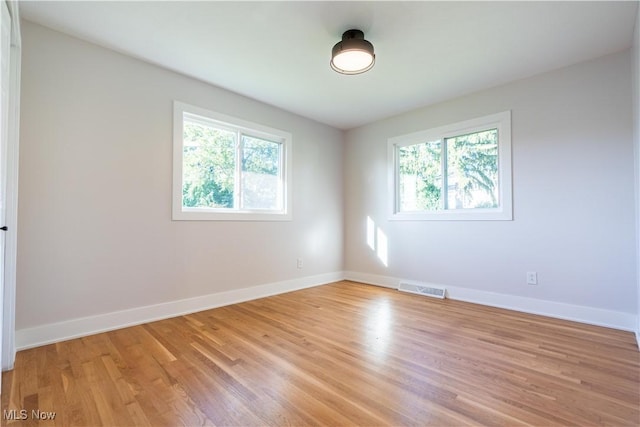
[634,2,640,348]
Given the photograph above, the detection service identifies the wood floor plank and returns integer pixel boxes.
[2,281,639,426]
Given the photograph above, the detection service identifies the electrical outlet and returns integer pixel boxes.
[526,272,537,285]
[297,258,303,269]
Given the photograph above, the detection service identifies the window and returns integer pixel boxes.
[173,102,292,220]
[388,111,512,220]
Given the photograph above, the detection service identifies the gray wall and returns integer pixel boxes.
[17,22,344,330]
[344,50,636,324]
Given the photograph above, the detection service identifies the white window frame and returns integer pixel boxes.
[388,111,512,221]
[173,101,292,221]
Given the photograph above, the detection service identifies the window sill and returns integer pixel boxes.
[390,208,512,221]
[173,208,292,221]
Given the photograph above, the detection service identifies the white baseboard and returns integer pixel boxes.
[344,271,638,332]
[15,271,345,350]
[14,270,638,351]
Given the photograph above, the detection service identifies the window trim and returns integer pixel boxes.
[173,101,293,221]
[388,111,512,221]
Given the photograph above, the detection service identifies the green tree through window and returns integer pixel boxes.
[446,129,498,209]
[181,118,283,211]
[182,122,235,208]
[173,102,292,221]
[397,129,498,211]
[241,136,281,210]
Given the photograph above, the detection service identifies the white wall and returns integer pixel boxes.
[345,50,636,329]
[17,22,344,336]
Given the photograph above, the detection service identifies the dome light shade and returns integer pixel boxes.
[330,29,375,75]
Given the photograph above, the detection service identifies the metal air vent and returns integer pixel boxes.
[398,282,446,299]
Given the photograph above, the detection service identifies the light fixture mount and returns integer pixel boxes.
[330,29,375,75]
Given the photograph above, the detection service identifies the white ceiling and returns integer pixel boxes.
[19,1,639,130]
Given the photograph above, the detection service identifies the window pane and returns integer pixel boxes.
[445,129,499,209]
[241,135,282,210]
[398,141,442,211]
[182,121,235,209]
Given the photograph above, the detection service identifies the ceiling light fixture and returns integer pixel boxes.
[330,29,375,75]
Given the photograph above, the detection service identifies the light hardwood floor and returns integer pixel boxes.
[2,281,639,426]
